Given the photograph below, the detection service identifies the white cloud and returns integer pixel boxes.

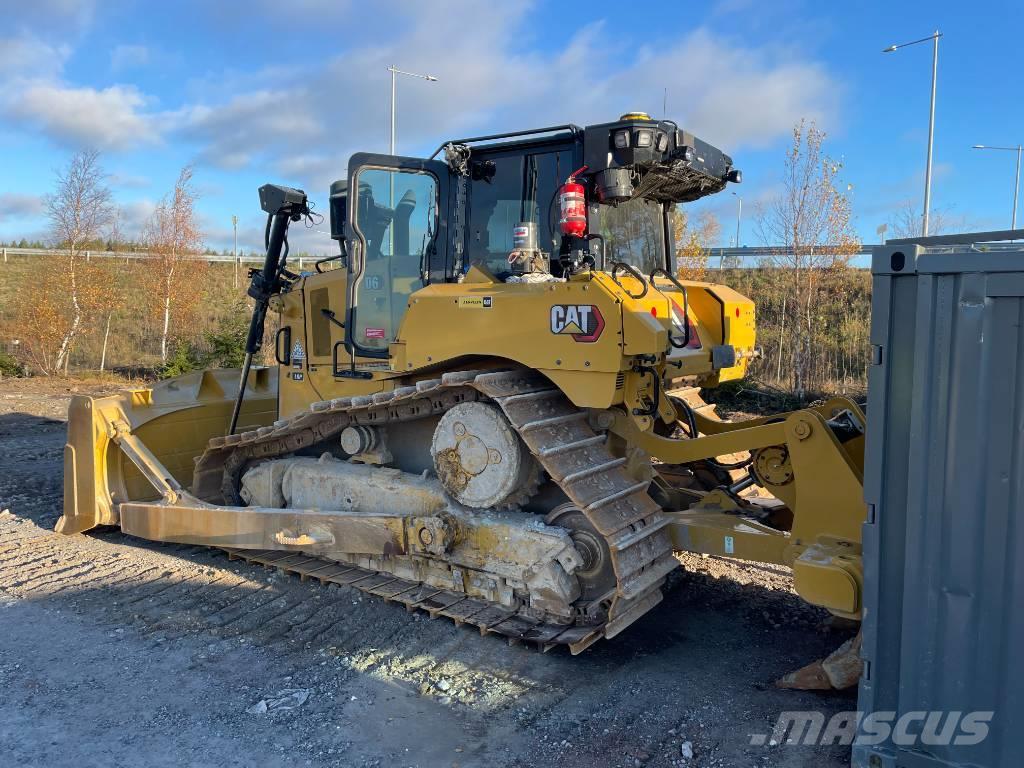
[3,1,95,36]
[0,12,163,153]
[116,199,158,239]
[594,30,839,150]
[109,43,183,75]
[110,44,150,72]
[110,172,151,189]
[0,35,70,79]
[276,154,333,178]
[0,0,843,253]
[12,83,160,151]
[0,193,45,222]
[175,89,322,169]
[169,3,840,196]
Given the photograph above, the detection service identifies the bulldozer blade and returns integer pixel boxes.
[776,631,863,690]
[58,367,277,535]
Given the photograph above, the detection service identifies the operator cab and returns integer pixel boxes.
[328,113,740,360]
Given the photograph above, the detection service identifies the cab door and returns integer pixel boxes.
[345,153,450,363]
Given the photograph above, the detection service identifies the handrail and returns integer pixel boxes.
[429,124,582,160]
[609,261,649,299]
[649,267,690,348]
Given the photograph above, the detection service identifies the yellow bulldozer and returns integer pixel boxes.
[59,114,866,687]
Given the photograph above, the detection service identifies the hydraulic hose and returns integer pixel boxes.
[228,209,292,436]
[672,395,753,471]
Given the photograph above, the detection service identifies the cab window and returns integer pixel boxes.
[593,197,666,275]
[465,149,574,276]
[352,167,437,352]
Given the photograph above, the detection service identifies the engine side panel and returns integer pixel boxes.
[277,267,756,415]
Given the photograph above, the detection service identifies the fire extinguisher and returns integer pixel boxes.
[558,165,589,238]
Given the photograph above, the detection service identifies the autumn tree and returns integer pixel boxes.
[43,150,114,373]
[10,291,65,374]
[672,208,721,280]
[75,259,125,373]
[86,208,130,372]
[145,165,206,363]
[756,121,859,399]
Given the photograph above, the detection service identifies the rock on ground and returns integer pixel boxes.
[0,381,856,767]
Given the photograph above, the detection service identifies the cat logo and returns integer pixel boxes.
[550,304,605,343]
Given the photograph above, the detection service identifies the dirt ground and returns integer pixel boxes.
[0,378,857,767]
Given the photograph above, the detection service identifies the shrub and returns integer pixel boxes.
[0,351,25,377]
[203,313,247,369]
[158,340,204,379]
[157,313,249,379]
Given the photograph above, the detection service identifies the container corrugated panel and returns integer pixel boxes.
[855,244,1024,768]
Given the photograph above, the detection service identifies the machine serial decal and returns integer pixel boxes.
[550,304,604,342]
[457,296,493,308]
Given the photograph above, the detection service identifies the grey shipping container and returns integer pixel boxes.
[855,235,1024,768]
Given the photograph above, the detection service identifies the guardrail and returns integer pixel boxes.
[0,247,324,269]
[3,244,886,270]
[705,244,880,267]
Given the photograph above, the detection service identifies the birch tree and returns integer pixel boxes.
[77,257,124,373]
[98,209,123,372]
[756,121,859,399]
[145,166,205,363]
[45,150,114,373]
[887,201,965,240]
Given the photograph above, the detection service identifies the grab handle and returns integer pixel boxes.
[649,268,690,349]
[610,262,649,299]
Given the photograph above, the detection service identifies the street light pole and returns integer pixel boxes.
[972,144,1023,231]
[387,66,439,156]
[390,68,396,156]
[1016,146,1021,230]
[884,31,942,236]
[232,214,238,289]
[923,31,939,237]
[734,193,742,248]
[725,192,742,270]
[386,66,438,255]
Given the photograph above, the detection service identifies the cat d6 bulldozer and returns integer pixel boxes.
[59,114,866,687]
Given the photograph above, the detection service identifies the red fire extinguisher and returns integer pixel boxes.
[559,165,589,238]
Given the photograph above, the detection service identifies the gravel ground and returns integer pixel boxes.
[0,378,857,767]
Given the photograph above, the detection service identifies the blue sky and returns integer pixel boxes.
[1,0,1022,255]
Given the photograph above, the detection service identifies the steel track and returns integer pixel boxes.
[192,369,677,653]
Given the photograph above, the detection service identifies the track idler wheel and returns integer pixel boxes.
[546,503,615,603]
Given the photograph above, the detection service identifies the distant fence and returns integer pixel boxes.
[705,244,880,268]
[0,247,325,270]
[2,244,884,270]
